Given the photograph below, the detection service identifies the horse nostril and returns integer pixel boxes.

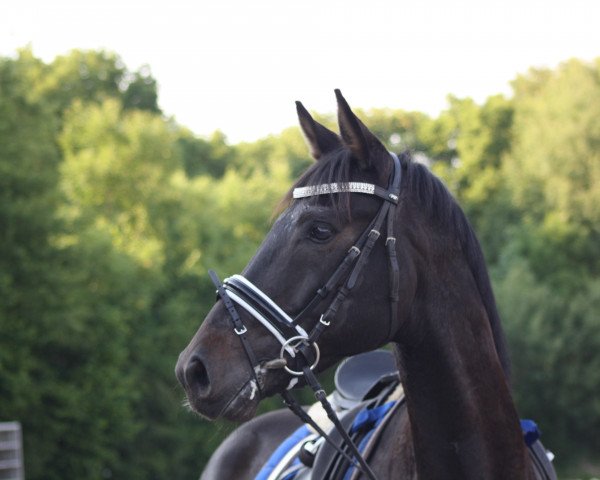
[185,355,211,397]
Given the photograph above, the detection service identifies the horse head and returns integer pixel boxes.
[175,91,421,421]
[176,90,510,426]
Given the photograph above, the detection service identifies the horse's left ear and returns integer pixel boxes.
[335,89,386,170]
[296,101,342,160]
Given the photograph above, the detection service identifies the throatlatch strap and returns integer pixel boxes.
[385,153,402,335]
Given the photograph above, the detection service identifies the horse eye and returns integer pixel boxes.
[309,224,334,242]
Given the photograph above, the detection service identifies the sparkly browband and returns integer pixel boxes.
[293,182,399,204]
[294,182,374,197]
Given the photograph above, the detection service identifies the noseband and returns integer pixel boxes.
[207,152,402,480]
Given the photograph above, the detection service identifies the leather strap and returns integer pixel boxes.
[208,270,261,388]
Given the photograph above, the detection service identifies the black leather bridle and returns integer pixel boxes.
[208,152,402,480]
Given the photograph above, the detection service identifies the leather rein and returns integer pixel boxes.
[208,152,402,480]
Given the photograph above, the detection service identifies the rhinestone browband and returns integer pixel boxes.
[293,182,375,198]
[293,182,398,204]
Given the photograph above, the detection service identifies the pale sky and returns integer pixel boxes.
[2,0,599,142]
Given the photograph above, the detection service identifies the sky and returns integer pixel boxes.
[2,0,599,142]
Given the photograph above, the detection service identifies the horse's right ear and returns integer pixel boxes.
[296,101,341,160]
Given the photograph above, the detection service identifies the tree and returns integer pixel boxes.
[0,51,61,475]
[35,49,160,116]
[494,259,600,463]
[121,64,161,113]
[505,58,600,287]
[492,58,600,472]
[429,95,517,263]
[178,129,235,179]
[0,51,140,480]
[56,94,294,478]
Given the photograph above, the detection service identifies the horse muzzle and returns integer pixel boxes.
[176,349,261,421]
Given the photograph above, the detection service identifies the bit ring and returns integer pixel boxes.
[279,336,320,376]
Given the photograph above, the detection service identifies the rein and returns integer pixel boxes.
[208,152,402,480]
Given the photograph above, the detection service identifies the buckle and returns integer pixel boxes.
[234,325,248,335]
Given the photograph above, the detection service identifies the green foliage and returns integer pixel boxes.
[30,48,160,117]
[2,48,600,478]
[494,259,600,462]
[0,52,60,475]
[354,107,433,154]
[178,129,234,178]
[59,98,180,267]
[55,75,291,478]
[506,59,600,284]
[235,126,312,179]
[0,52,139,480]
[121,65,161,113]
[428,94,517,263]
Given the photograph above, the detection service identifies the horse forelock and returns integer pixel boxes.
[275,147,351,220]
[276,146,395,221]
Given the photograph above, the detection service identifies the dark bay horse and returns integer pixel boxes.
[177,91,538,479]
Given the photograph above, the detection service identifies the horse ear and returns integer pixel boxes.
[296,101,341,160]
[335,89,386,170]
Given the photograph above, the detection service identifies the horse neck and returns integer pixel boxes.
[394,253,531,480]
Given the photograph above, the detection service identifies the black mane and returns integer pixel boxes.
[406,158,511,379]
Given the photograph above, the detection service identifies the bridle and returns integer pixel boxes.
[208,152,402,480]
[209,151,402,377]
